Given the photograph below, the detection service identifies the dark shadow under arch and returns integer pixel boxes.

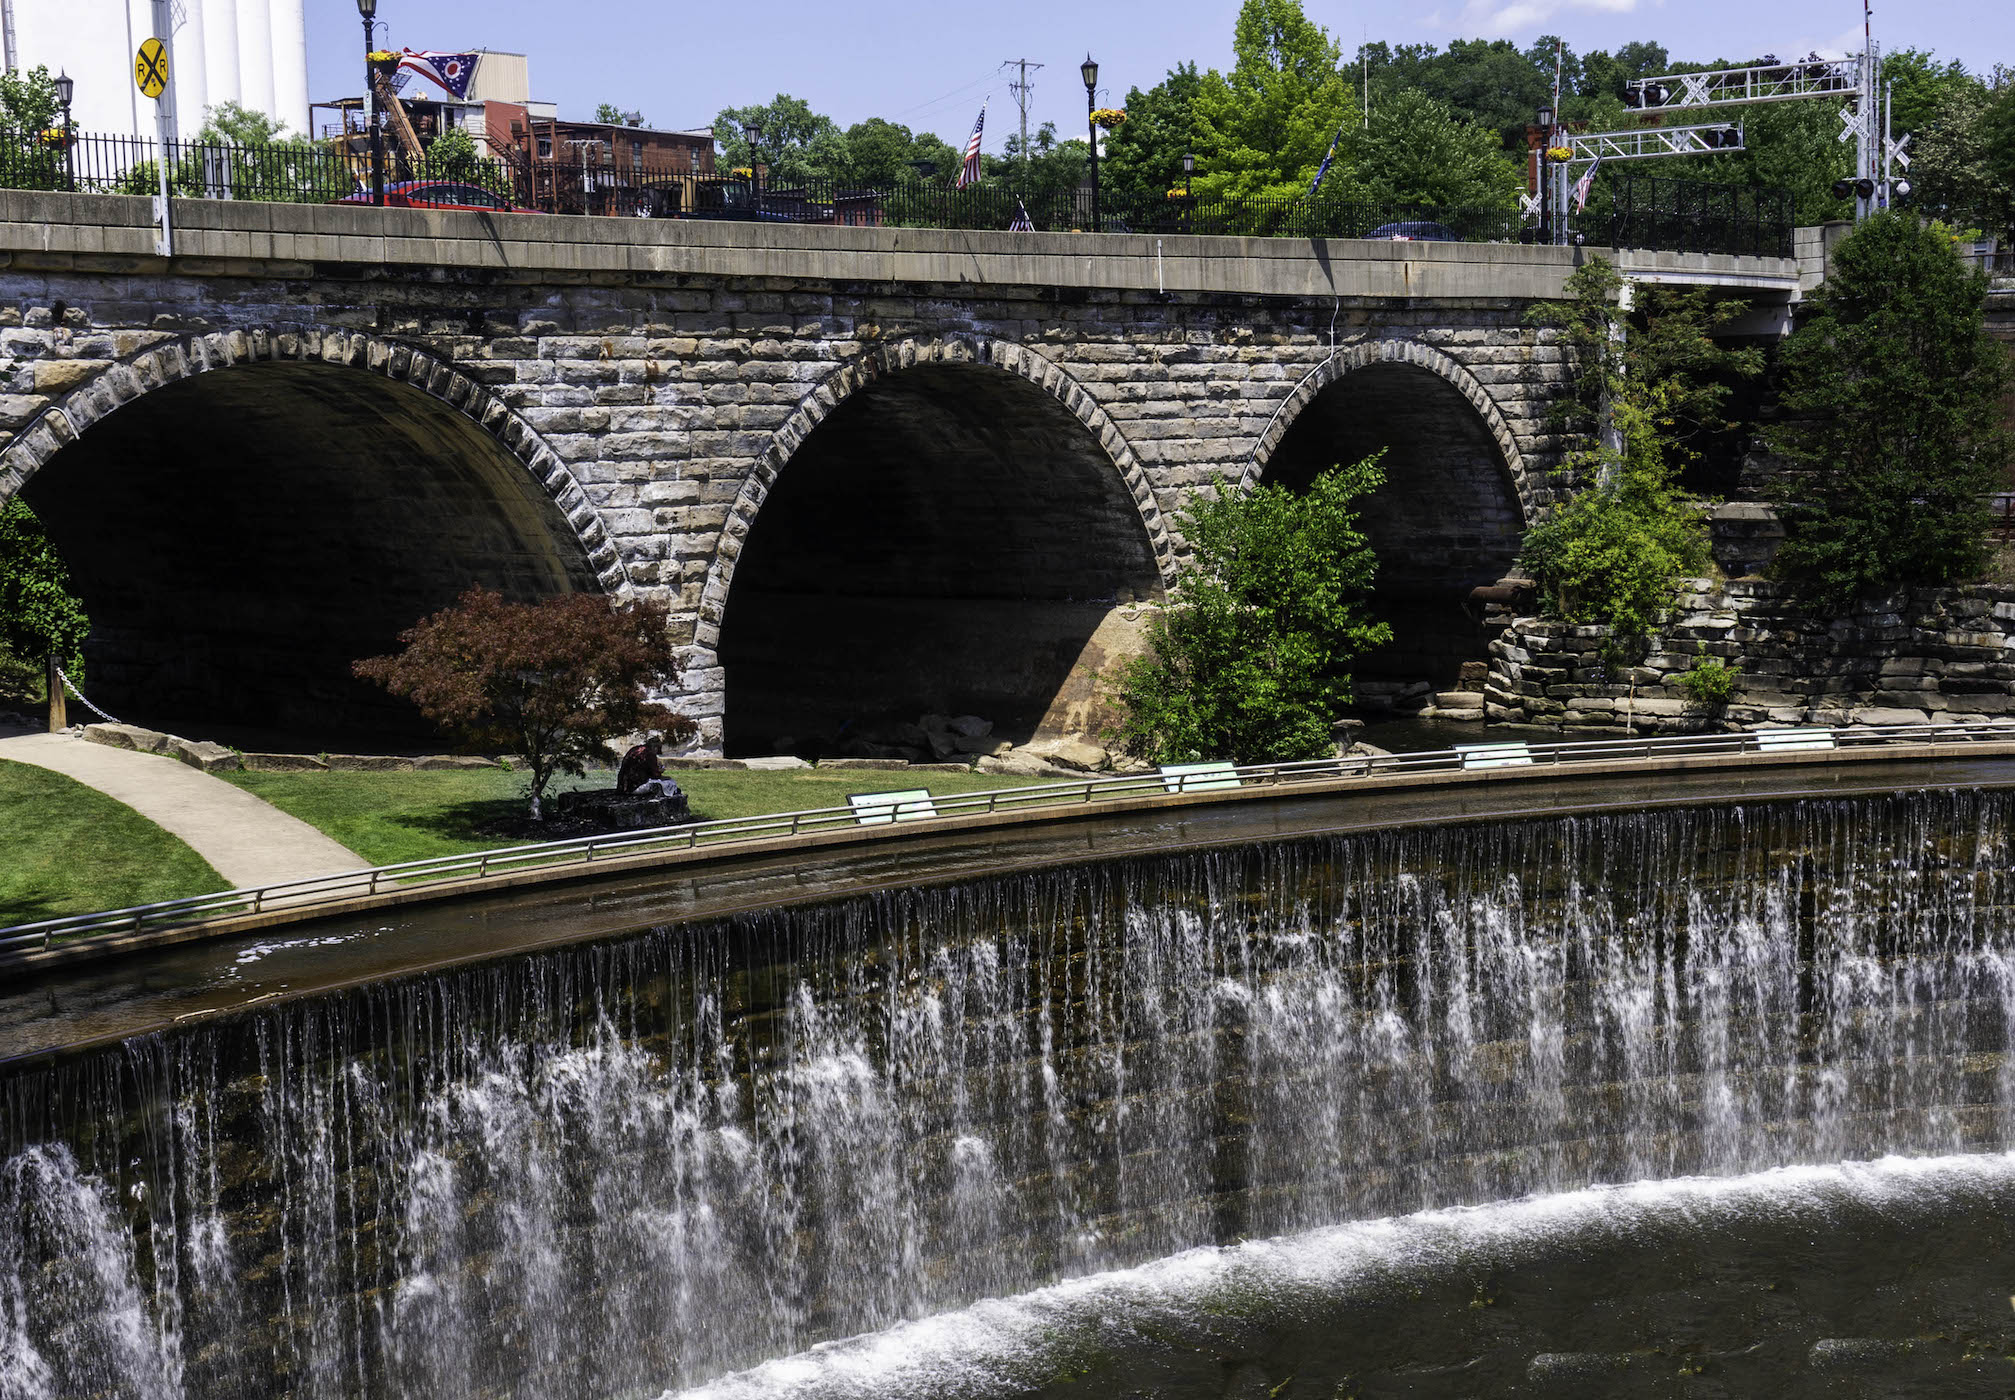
[20,361,602,745]
[1263,361,1526,696]
[718,361,1164,756]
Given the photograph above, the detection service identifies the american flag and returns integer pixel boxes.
[1008,197,1034,231]
[1573,158,1603,212]
[398,50,480,100]
[954,103,987,189]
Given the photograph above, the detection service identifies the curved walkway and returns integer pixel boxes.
[0,733,364,889]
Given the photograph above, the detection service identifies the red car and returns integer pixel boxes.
[336,180,541,214]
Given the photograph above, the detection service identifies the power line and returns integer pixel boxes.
[1005,57,1044,169]
[889,67,1005,123]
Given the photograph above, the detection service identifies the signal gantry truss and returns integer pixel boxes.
[1563,122,1745,163]
[1626,58,1862,112]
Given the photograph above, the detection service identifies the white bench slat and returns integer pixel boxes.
[1159,762,1242,793]
[1456,742,1533,770]
[1754,728,1836,752]
[848,789,940,825]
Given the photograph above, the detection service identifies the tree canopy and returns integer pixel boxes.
[1353,88,1520,207]
[1189,0,1360,202]
[1766,211,2014,608]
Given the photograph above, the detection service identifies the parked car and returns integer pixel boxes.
[1366,221,1458,242]
[336,180,540,214]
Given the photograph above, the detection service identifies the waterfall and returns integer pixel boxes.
[4,791,2015,1398]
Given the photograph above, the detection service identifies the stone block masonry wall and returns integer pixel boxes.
[0,230,1583,749]
[1488,577,2015,734]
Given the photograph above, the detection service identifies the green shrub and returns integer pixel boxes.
[1112,457,1391,765]
[0,498,89,699]
[1676,655,1741,708]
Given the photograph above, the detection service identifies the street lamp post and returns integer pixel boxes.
[1081,54,1099,232]
[1181,150,1194,200]
[357,0,383,207]
[53,71,74,193]
[1535,104,1555,245]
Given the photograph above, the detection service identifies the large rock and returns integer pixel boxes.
[742,755,812,771]
[170,738,241,773]
[1042,739,1111,773]
[1851,706,1931,728]
[326,754,416,772]
[82,723,174,755]
[413,755,498,771]
[818,757,913,771]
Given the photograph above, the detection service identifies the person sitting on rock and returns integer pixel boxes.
[616,734,665,796]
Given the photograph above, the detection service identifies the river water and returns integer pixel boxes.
[5,790,2015,1397]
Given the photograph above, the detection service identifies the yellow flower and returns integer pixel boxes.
[1545,146,1574,162]
[1091,107,1128,130]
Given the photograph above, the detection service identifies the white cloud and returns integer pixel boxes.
[1438,0,1641,38]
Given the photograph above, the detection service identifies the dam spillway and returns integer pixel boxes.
[6,788,2015,1397]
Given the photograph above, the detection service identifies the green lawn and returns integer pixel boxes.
[221,765,1058,869]
[0,759,228,925]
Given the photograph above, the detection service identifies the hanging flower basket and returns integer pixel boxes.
[1544,145,1574,163]
[367,51,400,78]
[36,127,71,149]
[1092,108,1128,131]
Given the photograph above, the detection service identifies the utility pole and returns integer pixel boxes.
[1005,57,1042,174]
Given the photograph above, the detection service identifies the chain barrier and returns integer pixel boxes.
[54,665,122,726]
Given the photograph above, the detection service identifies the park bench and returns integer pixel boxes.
[1159,761,1242,793]
[1456,742,1534,770]
[848,789,940,825]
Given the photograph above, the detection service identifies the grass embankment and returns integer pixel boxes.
[222,766,1054,869]
[0,759,228,924]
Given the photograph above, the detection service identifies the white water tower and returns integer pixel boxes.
[4,0,309,139]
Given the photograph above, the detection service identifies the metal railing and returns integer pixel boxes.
[1600,172,1797,259]
[1,126,1797,260]
[1,720,2006,956]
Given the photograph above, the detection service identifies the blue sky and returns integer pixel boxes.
[307,0,2013,145]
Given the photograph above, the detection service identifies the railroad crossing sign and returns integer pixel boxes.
[134,37,170,100]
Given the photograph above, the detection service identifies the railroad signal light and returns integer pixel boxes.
[1893,177,1912,198]
[1856,177,1875,198]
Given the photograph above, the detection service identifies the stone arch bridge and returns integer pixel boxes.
[0,190,1802,753]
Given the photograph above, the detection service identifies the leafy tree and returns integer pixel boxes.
[1190,0,1359,202]
[1766,211,2014,608]
[0,66,65,192]
[1982,81,2015,232]
[196,100,294,145]
[1353,88,1519,208]
[1360,37,1556,151]
[1518,258,1763,651]
[1911,84,1994,231]
[712,94,840,184]
[1101,63,1203,204]
[839,117,958,186]
[355,588,695,819]
[593,103,645,127]
[1113,459,1391,765]
[0,498,89,703]
[988,122,1088,202]
[1881,49,1979,141]
[1576,42,1671,103]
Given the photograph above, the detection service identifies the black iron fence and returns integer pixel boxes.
[1599,172,1796,259]
[3,126,1797,260]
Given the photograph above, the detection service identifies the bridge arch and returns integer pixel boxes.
[1,330,625,744]
[701,336,1174,758]
[1253,338,1533,698]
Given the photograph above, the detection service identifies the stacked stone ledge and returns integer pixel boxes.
[1488,576,2015,735]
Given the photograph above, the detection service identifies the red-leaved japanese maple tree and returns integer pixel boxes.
[356,588,695,819]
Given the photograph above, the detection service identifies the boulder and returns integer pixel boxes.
[242,753,329,772]
[1039,739,1110,773]
[82,723,174,755]
[818,757,913,771]
[170,738,241,773]
[1851,707,1931,728]
[742,755,812,771]
[954,733,1011,756]
[326,754,416,772]
[414,755,499,771]
[949,715,993,738]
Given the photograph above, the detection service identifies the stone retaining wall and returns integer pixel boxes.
[1487,575,2015,734]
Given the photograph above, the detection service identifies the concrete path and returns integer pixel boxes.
[0,732,366,890]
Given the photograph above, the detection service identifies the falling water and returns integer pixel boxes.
[4,791,2015,1398]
